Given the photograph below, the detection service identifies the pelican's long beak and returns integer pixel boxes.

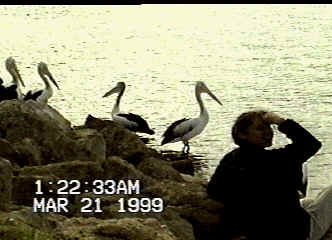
[206,88,223,106]
[14,66,25,87]
[103,86,120,98]
[48,73,60,90]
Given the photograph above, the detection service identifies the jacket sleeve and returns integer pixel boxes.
[275,119,322,164]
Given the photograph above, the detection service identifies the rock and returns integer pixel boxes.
[84,114,116,131]
[0,100,71,163]
[102,156,156,189]
[12,161,104,205]
[0,158,12,211]
[17,160,104,180]
[142,179,225,240]
[171,159,195,175]
[0,138,21,166]
[23,100,72,132]
[143,180,209,207]
[12,138,43,167]
[70,192,196,240]
[137,157,184,182]
[174,204,224,240]
[52,217,178,240]
[180,174,208,186]
[85,114,153,165]
[12,175,59,206]
[0,101,106,164]
[0,105,245,240]
[71,128,106,162]
[0,206,65,239]
[95,218,177,240]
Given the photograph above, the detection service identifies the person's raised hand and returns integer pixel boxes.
[262,112,285,125]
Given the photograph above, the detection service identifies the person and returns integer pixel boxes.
[207,110,332,240]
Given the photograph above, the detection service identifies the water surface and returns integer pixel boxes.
[0,5,331,198]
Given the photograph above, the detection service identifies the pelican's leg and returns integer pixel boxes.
[182,143,186,154]
[182,141,190,155]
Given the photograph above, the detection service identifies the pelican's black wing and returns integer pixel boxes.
[24,90,43,101]
[2,84,18,100]
[118,113,154,134]
[161,118,190,145]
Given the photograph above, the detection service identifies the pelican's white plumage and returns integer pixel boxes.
[300,162,308,197]
[103,82,155,135]
[161,81,222,154]
[24,62,60,104]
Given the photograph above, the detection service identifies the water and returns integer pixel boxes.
[0,5,331,198]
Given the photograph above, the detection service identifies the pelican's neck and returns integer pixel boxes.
[9,69,17,85]
[38,69,51,89]
[11,75,17,85]
[196,87,208,120]
[112,88,124,116]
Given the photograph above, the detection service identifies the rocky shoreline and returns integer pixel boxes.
[0,100,224,240]
[0,100,331,240]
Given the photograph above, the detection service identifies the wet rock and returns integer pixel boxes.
[171,159,195,175]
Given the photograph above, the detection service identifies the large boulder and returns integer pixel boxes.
[0,101,105,165]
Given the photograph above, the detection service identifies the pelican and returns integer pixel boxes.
[0,57,25,101]
[161,81,222,154]
[24,62,60,104]
[299,162,308,198]
[102,82,155,135]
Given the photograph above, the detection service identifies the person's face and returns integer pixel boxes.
[244,117,274,148]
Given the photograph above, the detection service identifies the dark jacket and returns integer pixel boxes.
[207,119,322,240]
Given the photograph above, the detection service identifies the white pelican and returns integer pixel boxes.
[0,57,25,101]
[24,62,60,104]
[299,162,308,197]
[161,81,222,154]
[102,82,155,135]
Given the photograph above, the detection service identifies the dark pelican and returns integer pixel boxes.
[24,62,60,104]
[0,57,25,101]
[102,82,155,135]
[161,81,222,154]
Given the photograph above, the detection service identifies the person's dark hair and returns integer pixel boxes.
[232,110,267,146]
